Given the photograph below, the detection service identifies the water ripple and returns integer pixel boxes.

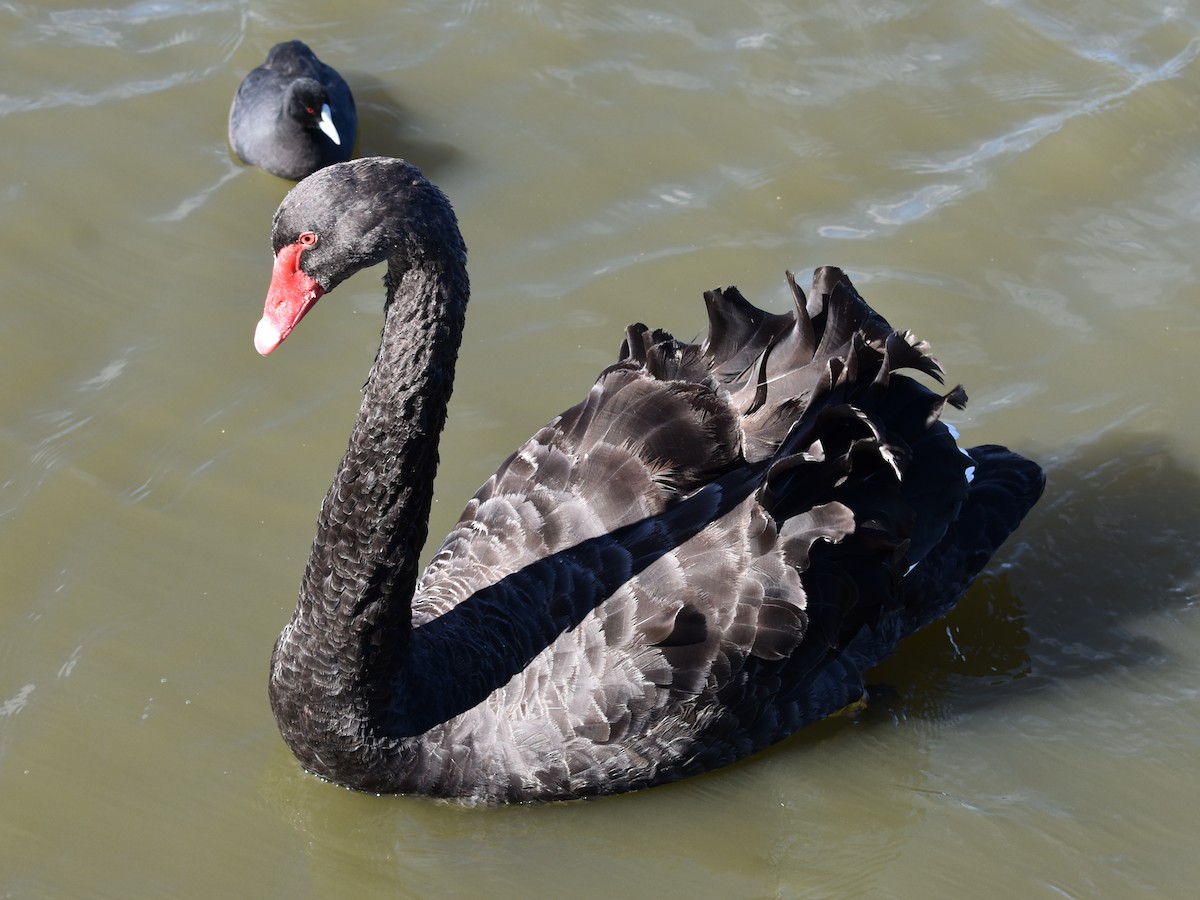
[914,37,1200,178]
[0,683,35,717]
[0,0,245,115]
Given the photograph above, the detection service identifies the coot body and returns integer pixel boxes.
[229,40,357,180]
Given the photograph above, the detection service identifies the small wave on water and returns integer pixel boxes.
[0,0,247,115]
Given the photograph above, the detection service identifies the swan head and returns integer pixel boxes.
[254,157,464,355]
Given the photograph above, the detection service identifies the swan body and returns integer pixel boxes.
[229,40,357,181]
[256,157,1044,802]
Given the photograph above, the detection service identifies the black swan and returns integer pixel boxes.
[228,40,357,181]
[254,157,1045,802]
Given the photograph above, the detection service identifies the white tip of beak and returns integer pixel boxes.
[318,103,341,145]
[255,316,283,356]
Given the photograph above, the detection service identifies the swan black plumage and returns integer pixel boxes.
[228,40,357,181]
[255,157,1044,802]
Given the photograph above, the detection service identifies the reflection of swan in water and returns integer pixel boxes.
[254,157,1044,802]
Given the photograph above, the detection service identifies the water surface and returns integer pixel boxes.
[3,1,1199,897]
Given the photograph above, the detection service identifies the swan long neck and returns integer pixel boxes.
[272,240,468,739]
[363,263,465,605]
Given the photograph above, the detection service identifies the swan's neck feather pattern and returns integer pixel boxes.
[269,213,469,783]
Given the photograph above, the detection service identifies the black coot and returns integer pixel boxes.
[229,41,357,180]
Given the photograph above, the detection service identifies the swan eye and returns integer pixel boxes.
[298,232,318,248]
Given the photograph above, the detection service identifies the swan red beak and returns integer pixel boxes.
[255,241,325,355]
